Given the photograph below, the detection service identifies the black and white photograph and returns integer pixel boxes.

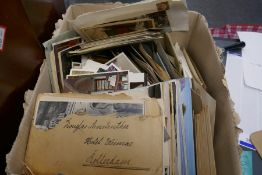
[35,100,144,129]
[63,71,130,94]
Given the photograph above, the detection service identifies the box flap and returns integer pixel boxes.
[250,130,262,159]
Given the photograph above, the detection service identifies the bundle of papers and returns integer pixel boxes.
[26,1,217,175]
[63,54,146,94]
[49,31,206,94]
[25,79,197,175]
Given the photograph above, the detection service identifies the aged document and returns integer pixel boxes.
[25,94,163,175]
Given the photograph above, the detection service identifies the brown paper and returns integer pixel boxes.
[192,80,216,138]
[191,90,202,114]
[183,48,206,89]
[250,130,262,159]
[194,106,217,175]
[25,114,163,175]
[24,93,163,175]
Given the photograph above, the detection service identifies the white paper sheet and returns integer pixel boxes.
[129,72,145,82]
[225,54,244,115]
[243,62,262,91]
[226,52,262,148]
[238,31,262,66]
[106,52,141,73]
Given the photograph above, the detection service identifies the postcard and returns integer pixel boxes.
[80,18,155,41]
[128,51,159,84]
[182,49,206,89]
[138,43,170,81]
[64,71,130,94]
[43,31,79,57]
[25,93,163,175]
[81,59,108,73]
[155,40,181,79]
[72,0,188,40]
[69,69,93,76]
[97,63,121,73]
[173,78,196,175]
[80,31,162,49]
[164,33,183,75]
[52,37,82,90]
[34,98,144,129]
[69,31,163,55]
[129,72,146,89]
[112,82,172,175]
[173,43,192,79]
[57,44,82,89]
[106,52,140,73]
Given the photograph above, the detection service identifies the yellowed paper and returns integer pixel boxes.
[49,51,60,92]
[192,80,216,138]
[182,48,206,89]
[25,115,163,175]
[72,0,188,38]
[194,106,217,175]
[25,93,163,175]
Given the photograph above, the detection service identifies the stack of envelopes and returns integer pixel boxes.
[24,1,217,175]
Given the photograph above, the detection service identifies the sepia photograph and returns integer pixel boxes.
[35,100,144,129]
[64,71,130,94]
[80,18,155,41]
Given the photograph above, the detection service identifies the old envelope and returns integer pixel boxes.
[24,93,163,175]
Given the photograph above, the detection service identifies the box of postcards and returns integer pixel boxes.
[6,1,241,175]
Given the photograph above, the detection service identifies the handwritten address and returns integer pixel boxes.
[63,118,129,133]
[84,137,134,147]
[82,150,150,171]
[84,150,131,166]
[62,117,151,171]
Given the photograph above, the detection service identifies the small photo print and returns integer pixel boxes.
[35,100,144,129]
[64,71,130,94]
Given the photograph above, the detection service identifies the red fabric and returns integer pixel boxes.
[210,24,262,39]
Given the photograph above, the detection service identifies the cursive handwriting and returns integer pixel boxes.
[88,120,129,130]
[84,137,133,147]
[63,119,129,133]
[84,137,104,145]
[84,150,131,166]
[63,119,87,133]
[82,150,151,171]
[104,138,133,147]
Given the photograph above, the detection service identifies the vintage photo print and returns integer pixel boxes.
[35,100,144,129]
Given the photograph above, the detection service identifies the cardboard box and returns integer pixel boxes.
[6,3,240,175]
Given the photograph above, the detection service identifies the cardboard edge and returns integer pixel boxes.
[187,13,241,175]
[250,130,262,159]
[53,2,125,37]
[6,61,52,174]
